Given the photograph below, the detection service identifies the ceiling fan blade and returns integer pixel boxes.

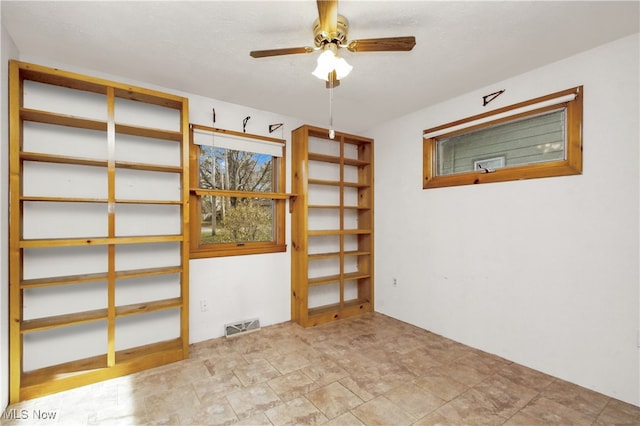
[250,46,315,58]
[317,0,338,36]
[347,36,416,53]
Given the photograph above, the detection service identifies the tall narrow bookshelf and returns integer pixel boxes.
[8,61,190,402]
[291,125,374,327]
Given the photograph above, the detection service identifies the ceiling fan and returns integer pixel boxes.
[249,0,416,87]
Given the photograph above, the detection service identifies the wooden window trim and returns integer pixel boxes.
[189,124,287,258]
[423,86,583,189]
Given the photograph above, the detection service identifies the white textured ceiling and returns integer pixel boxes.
[2,1,639,133]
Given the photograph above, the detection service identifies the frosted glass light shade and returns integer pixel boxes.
[312,48,352,81]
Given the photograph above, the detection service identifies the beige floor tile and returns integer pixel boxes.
[467,374,538,418]
[413,367,468,402]
[62,380,119,412]
[384,382,445,418]
[232,358,281,386]
[88,409,149,426]
[116,369,171,400]
[419,338,470,365]
[225,383,282,420]
[439,353,499,387]
[306,381,364,419]
[504,395,594,425]
[145,413,181,425]
[267,349,315,375]
[265,396,328,426]
[149,360,211,390]
[381,332,430,355]
[595,398,640,425]
[497,362,555,392]
[396,348,442,376]
[268,370,320,401]
[338,361,415,397]
[232,412,273,425]
[177,398,238,426]
[229,333,277,357]
[192,371,243,404]
[203,353,250,376]
[429,391,508,426]
[338,376,376,402]
[540,379,611,420]
[413,410,457,425]
[351,395,415,426]
[300,358,349,387]
[144,383,201,422]
[322,412,366,426]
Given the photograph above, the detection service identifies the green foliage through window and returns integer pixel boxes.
[189,124,287,258]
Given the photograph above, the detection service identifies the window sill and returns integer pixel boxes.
[189,244,287,259]
[423,160,581,189]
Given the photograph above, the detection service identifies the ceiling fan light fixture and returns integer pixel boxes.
[312,43,352,81]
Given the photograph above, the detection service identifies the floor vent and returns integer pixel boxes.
[225,318,260,338]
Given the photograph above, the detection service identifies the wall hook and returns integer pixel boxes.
[243,116,251,133]
[483,89,505,106]
[212,107,216,123]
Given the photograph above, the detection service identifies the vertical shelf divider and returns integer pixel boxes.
[106,86,117,368]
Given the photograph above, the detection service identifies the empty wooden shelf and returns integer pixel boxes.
[291,125,374,327]
[8,60,190,402]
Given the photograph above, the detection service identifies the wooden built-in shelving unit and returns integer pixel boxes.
[8,61,190,402]
[291,125,374,327]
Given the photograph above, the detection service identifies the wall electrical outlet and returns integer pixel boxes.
[200,299,208,312]
[392,278,398,287]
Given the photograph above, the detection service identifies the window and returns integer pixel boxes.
[423,86,583,189]
[190,124,287,257]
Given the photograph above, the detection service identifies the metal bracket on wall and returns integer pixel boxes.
[269,123,283,133]
[483,89,505,106]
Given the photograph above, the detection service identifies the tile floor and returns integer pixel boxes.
[3,312,640,425]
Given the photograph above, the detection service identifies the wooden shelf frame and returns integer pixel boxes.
[20,265,183,289]
[21,108,183,142]
[20,196,183,205]
[8,60,190,402]
[19,297,184,334]
[291,125,374,327]
[21,151,183,173]
[20,338,184,401]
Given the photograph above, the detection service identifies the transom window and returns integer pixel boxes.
[423,86,583,189]
[189,124,287,257]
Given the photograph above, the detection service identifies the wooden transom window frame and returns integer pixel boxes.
[189,124,287,258]
[423,86,583,189]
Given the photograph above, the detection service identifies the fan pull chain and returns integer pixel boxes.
[328,71,335,139]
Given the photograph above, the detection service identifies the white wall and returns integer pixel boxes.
[186,93,308,343]
[371,33,639,405]
[1,9,19,411]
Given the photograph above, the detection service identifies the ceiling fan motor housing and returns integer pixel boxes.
[313,15,349,46]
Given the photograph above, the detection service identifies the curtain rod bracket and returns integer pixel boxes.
[483,89,505,106]
[269,123,283,133]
